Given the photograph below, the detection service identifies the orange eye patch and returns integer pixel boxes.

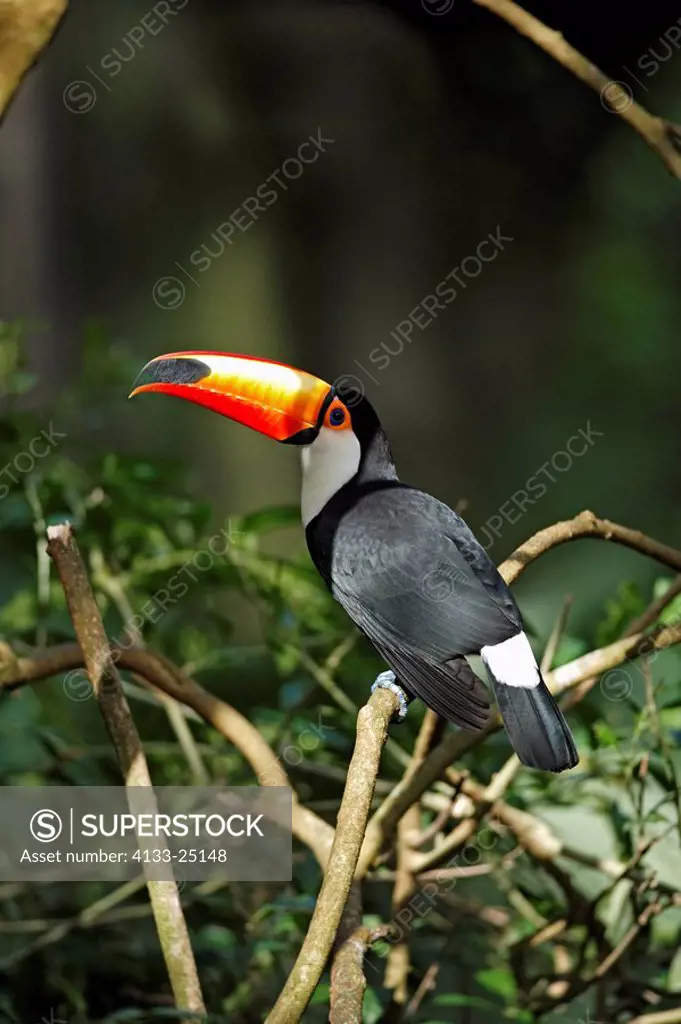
[324,399,352,431]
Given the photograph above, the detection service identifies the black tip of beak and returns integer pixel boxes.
[130,356,212,395]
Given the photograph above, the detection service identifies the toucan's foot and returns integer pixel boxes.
[371,670,409,722]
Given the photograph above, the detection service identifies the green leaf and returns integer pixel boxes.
[593,721,619,747]
[475,968,517,1001]
[362,986,384,1024]
[595,581,646,646]
[0,589,37,633]
[310,983,331,1005]
[552,633,589,667]
[668,945,681,991]
[655,576,681,627]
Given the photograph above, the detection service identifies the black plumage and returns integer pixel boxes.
[307,479,522,730]
[305,391,577,770]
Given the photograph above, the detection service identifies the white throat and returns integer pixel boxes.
[300,427,361,526]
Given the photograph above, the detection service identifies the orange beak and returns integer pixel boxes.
[129,351,332,444]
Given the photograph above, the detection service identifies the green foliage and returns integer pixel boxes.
[0,324,679,1023]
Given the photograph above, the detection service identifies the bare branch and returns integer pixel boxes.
[0,0,67,119]
[265,687,400,1024]
[473,0,681,180]
[329,922,394,1024]
[46,524,205,1017]
[499,510,681,586]
[629,1010,681,1024]
[541,594,573,674]
[384,805,421,1008]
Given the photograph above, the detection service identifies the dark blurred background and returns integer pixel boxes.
[1,0,680,637]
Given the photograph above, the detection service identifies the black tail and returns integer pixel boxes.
[491,675,578,772]
[480,631,578,772]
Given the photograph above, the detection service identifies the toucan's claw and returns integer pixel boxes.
[371,670,409,722]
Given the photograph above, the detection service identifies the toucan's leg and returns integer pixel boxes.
[370,669,409,722]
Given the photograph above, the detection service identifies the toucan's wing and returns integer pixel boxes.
[374,641,490,730]
[329,484,522,662]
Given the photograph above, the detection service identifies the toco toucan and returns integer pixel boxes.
[130,351,578,772]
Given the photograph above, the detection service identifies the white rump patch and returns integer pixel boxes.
[300,426,361,526]
[480,631,540,689]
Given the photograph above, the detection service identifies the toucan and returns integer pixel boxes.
[130,351,578,772]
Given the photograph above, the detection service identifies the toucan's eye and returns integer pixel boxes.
[324,400,350,430]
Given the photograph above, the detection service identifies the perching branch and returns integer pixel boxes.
[45,524,205,1019]
[265,687,400,1024]
[0,0,67,120]
[473,0,681,180]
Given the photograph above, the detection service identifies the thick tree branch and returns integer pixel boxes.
[330,882,365,1024]
[45,525,205,1018]
[0,0,67,119]
[473,0,681,180]
[265,687,400,1024]
[328,923,394,1024]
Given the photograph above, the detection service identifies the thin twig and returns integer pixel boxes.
[0,877,147,968]
[46,524,205,1019]
[565,570,681,710]
[532,898,671,1013]
[541,594,573,674]
[473,0,681,179]
[405,962,440,1018]
[627,574,681,637]
[91,547,209,786]
[367,863,495,883]
[500,510,681,586]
